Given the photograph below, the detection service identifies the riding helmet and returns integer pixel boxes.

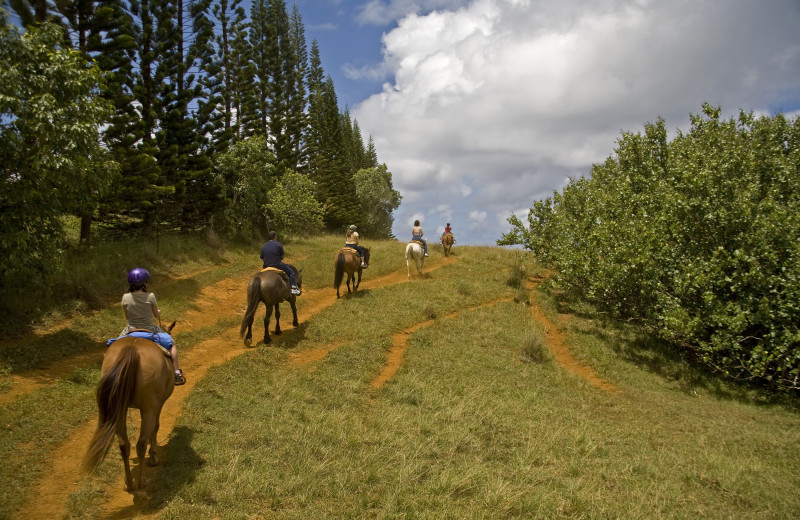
[349,224,357,230]
[128,267,151,284]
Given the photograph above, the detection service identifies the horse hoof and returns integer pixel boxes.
[132,489,148,507]
[244,338,252,348]
[274,330,282,336]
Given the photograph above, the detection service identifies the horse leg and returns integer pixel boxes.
[346,272,353,293]
[136,412,158,490]
[264,306,273,342]
[273,303,281,336]
[356,268,362,290]
[117,427,134,492]
[289,297,299,327]
[147,410,161,467]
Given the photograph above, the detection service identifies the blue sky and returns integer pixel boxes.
[292,0,800,246]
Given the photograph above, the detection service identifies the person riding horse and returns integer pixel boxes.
[261,231,301,295]
[120,267,185,385]
[345,224,368,268]
[441,222,455,242]
[412,219,429,257]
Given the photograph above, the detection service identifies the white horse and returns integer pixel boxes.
[406,241,425,277]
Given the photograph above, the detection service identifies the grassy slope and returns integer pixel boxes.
[1,235,798,519]
[154,242,800,518]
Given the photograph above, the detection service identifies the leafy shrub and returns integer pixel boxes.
[500,105,800,391]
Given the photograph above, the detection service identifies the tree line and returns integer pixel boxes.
[500,104,800,392]
[1,0,401,291]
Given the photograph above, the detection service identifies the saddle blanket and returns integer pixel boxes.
[339,247,359,255]
[261,266,289,279]
[106,331,173,352]
[410,240,425,247]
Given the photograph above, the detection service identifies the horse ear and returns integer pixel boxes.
[299,267,304,273]
[167,321,177,333]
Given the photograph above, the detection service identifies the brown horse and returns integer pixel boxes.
[240,264,302,345]
[441,233,455,257]
[83,322,177,502]
[334,247,370,298]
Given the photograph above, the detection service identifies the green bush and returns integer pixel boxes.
[500,105,800,391]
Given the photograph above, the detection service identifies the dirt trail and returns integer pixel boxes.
[11,255,614,519]
[526,276,619,393]
[370,297,514,389]
[11,258,455,520]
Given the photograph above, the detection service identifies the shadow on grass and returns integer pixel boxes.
[0,328,101,373]
[146,426,202,510]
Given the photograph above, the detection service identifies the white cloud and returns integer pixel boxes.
[354,0,800,245]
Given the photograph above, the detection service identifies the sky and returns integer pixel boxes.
[295,0,800,246]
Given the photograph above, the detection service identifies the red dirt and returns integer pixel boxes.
[6,255,615,519]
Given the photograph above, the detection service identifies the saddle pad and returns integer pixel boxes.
[339,247,359,255]
[410,240,425,247]
[106,331,173,353]
[261,266,289,279]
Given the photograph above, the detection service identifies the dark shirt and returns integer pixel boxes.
[260,240,285,267]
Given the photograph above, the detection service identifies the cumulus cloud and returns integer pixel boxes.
[354,0,800,244]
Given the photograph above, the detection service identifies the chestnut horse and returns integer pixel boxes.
[240,265,302,345]
[441,233,454,257]
[334,247,370,298]
[406,241,425,277]
[83,322,177,501]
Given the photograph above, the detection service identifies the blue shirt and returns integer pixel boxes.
[260,240,285,267]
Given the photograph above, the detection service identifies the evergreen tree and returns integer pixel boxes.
[286,1,307,171]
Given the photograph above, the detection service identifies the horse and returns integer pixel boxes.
[441,233,455,257]
[406,241,425,277]
[334,247,370,298]
[83,322,177,501]
[240,264,302,346]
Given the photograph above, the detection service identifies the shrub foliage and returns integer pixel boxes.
[500,105,800,391]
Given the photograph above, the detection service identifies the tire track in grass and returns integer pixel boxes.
[12,256,458,520]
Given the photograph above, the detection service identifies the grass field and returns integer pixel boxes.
[1,234,799,519]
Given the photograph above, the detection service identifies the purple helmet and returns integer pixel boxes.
[128,267,150,284]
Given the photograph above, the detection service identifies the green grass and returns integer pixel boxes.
[1,233,799,519]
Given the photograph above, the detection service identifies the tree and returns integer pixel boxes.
[263,170,324,235]
[0,16,117,287]
[212,135,277,234]
[500,105,800,391]
[352,164,402,238]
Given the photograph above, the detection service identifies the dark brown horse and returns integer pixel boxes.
[334,247,370,298]
[441,233,455,257]
[83,322,177,503]
[240,264,302,345]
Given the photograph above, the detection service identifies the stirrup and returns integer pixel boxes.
[174,369,186,386]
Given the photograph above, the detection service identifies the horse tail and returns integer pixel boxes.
[240,276,261,338]
[83,343,140,473]
[334,253,345,290]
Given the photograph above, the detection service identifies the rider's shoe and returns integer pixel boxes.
[361,262,367,268]
[291,285,302,295]
[174,369,186,386]
[424,253,429,257]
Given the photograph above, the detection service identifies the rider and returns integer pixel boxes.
[412,219,429,257]
[442,222,455,242]
[261,231,301,295]
[122,268,185,385]
[345,224,368,268]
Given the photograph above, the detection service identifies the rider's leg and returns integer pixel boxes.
[423,238,429,256]
[170,341,185,385]
[278,262,301,294]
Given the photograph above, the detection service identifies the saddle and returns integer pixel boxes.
[339,247,359,255]
[261,266,289,281]
[410,239,425,247]
[106,330,173,354]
